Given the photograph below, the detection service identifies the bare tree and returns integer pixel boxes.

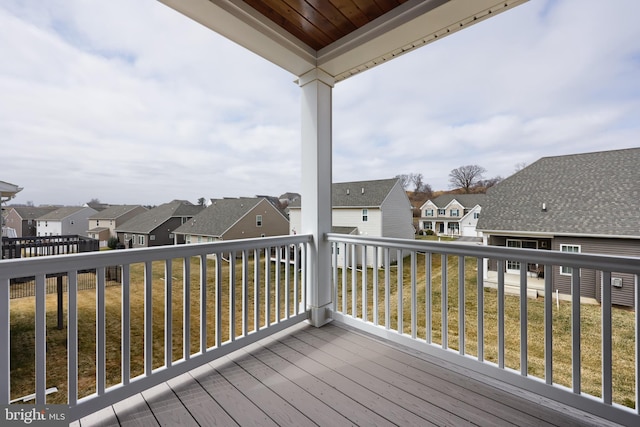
[514,162,527,173]
[395,174,410,190]
[476,176,503,190]
[410,173,433,197]
[448,165,487,193]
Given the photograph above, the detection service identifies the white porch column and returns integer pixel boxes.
[299,68,334,327]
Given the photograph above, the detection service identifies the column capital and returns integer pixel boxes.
[297,68,335,88]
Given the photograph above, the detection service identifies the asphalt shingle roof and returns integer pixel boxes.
[89,205,145,220]
[289,178,399,208]
[10,206,57,219]
[428,193,485,208]
[116,200,202,234]
[173,198,274,236]
[476,148,640,237]
[38,206,89,220]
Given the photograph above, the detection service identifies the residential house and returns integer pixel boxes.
[3,206,57,237]
[87,205,148,247]
[476,148,640,308]
[115,200,203,248]
[173,197,289,243]
[36,206,98,237]
[288,178,414,267]
[419,194,485,237]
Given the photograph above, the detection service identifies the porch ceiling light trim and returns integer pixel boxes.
[159,0,528,82]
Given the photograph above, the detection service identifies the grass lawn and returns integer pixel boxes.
[8,250,637,410]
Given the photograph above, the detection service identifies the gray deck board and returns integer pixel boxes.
[296,326,516,427]
[111,393,159,427]
[165,372,239,426]
[140,382,198,427]
[190,361,278,427]
[247,339,397,426]
[76,322,626,427]
[305,324,546,427]
[234,347,354,426]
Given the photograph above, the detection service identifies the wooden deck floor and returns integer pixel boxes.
[73,322,622,427]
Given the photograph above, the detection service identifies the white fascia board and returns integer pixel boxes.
[158,0,317,76]
[318,0,528,81]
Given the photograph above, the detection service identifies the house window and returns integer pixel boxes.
[437,209,446,216]
[362,209,368,222]
[28,219,32,225]
[256,215,263,227]
[473,212,480,219]
[138,235,145,246]
[96,220,100,226]
[425,209,434,217]
[182,217,188,224]
[450,209,459,217]
[423,221,432,230]
[560,244,580,275]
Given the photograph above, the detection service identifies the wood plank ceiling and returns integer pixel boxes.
[242,0,409,51]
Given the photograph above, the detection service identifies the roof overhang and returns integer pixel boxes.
[481,230,640,241]
[158,0,528,82]
[0,181,23,201]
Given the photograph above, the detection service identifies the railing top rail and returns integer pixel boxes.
[0,234,312,279]
[326,233,640,275]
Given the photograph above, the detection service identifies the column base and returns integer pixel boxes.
[308,303,333,327]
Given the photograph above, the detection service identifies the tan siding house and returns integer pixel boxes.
[173,197,289,243]
[88,205,147,247]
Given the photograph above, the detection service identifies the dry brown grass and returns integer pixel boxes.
[9,255,300,404]
[336,253,637,409]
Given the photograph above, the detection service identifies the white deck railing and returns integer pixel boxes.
[327,234,640,426]
[0,234,311,421]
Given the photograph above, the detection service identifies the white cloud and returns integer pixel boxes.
[1,0,639,204]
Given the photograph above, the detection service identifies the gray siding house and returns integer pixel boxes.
[288,178,414,267]
[173,197,289,243]
[477,148,640,308]
[36,206,98,237]
[116,200,203,248]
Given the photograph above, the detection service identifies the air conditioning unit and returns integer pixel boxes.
[611,277,623,288]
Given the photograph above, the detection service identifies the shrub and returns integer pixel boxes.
[107,237,120,250]
[425,229,435,236]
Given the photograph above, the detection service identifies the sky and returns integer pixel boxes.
[1,0,639,206]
